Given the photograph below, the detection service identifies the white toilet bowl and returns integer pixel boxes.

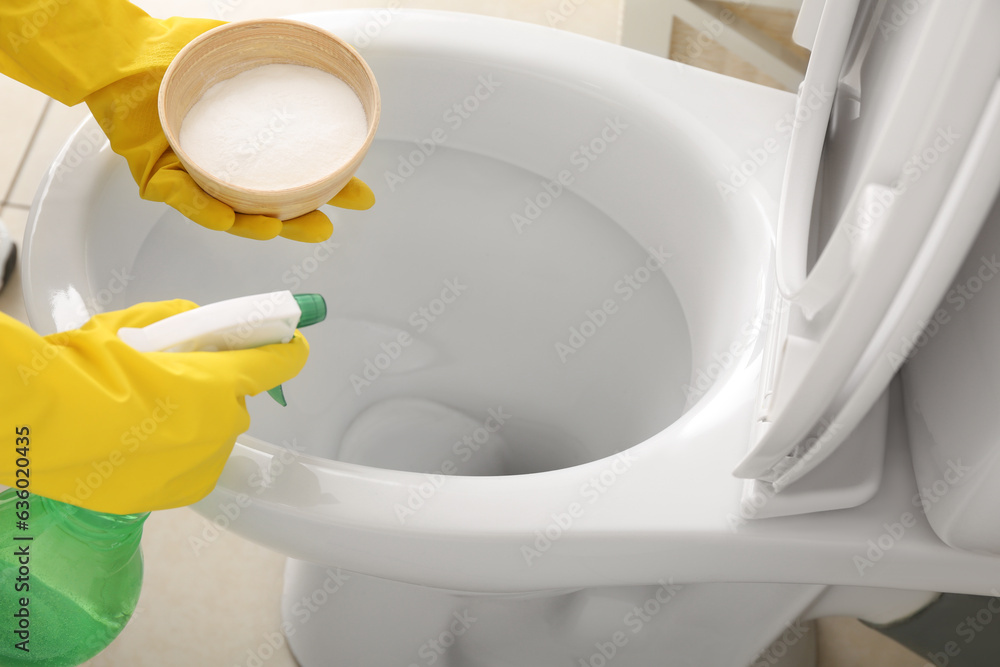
[21,2,1000,665]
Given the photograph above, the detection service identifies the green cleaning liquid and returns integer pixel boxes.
[0,575,125,666]
[0,489,146,666]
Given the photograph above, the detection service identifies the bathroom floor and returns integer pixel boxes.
[0,1,929,665]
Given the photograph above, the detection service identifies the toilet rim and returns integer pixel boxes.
[21,106,770,534]
[20,132,772,542]
[216,349,759,517]
[197,365,764,593]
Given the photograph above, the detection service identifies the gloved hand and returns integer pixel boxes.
[0,303,308,514]
[0,0,374,242]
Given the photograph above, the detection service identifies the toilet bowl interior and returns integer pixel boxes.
[24,12,774,478]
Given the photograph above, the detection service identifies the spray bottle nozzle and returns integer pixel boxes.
[268,293,327,407]
[293,293,327,328]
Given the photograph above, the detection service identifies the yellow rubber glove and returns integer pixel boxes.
[0,303,308,514]
[0,0,375,242]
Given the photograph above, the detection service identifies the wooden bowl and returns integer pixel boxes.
[158,19,380,220]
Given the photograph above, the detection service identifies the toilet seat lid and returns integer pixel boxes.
[734,0,1000,489]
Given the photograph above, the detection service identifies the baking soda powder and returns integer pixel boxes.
[179,63,367,191]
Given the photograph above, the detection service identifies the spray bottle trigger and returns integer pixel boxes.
[267,385,287,407]
[265,294,326,406]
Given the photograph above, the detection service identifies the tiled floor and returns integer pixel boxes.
[0,1,931,665]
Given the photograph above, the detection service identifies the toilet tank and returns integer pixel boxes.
[903,189,1000,555]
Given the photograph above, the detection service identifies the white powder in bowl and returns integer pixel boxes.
[178,63,368,191]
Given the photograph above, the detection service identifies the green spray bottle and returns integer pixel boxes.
[0,292,325,665]
[0,494,146,666]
